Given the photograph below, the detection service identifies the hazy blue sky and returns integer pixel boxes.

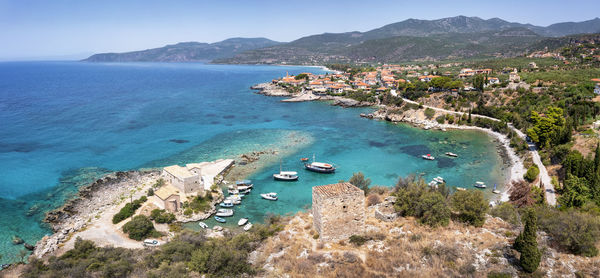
[1,0,598,60]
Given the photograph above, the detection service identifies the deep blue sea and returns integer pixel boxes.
[0,61,507,263]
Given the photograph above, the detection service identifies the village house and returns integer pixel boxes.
[312,182,366,242]
[161,164,204,195]
[486,77,500,86]
[509,71,521,83]
[419,75,440,82]
[593,78,600,94]
[153,184,181,213]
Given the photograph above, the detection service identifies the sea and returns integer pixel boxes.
[0,61,507,263]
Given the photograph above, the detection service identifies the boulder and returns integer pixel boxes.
[12,236,24,245]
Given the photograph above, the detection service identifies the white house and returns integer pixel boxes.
[162,165,203,195]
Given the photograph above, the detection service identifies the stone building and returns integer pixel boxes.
[161,164,203,195]
[153,185,181,212]
[312,182,365,242]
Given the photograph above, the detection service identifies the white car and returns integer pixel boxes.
[143,239,160,247]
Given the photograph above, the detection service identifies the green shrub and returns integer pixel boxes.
[424,108,435,119]
[147,188,154,196]
[349,172,371,195]
[490,202,519,225]
[112,196,148,224]
[349,235,368,246]
[524,165,540,182]
[436,115,446,124]
[122,215,161,241]
[450,190,489,227]
[150,209,176,224]
[393,176,450,227]
[535,206,600,257]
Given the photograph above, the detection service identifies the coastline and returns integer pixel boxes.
[251,82,526,200]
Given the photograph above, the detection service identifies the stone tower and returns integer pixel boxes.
[312,182,365,242]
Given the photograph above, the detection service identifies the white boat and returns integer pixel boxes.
[422,154,435,160]
[261,192,278,201]
[474,181,487,188]
[238,218,248,226]
[243,223,253,231]
[274,160,299,181]
[492,184,500,194]
[304,154,336,173]
[456,187,466,191]
[228,189,239,195]
[433,176,445,183]
[198,222,208,229]
[226,196,241,205]
[236,180,254,188]
[216,208,234,217]
[445,152,458,157]
[428,181,438,188]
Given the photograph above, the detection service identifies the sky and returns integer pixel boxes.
[0,0,598,60]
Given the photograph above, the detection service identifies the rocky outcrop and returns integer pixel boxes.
[331,97,372,108]
[35,170,160,258]
[251,82,292,96]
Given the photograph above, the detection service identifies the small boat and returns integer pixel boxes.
[214,216,226,223]
[428,181,438,187]
[305,155,335,173]
[238,218,248,226]
[274,171,299,181]
[445,152,458,157]
[239,188,252,194]
[226,197,241,205]
[492,184,500,194]
[422,154,435,160]
[243,223,253,231]
[456,187,466,191]
[474,181,487,188]
[237,185,252,191]
[261,192,278,201]
[216,209,234,217]
[198,222,208,229]
[236,180,253,188]
[228,189,239,195]
[433,176,445,183]
[220,201,234,208]
[300,157,309,162]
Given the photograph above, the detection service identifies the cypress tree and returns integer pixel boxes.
[514,208,541,273]
[467,109,472,124]
[594,143,600,173]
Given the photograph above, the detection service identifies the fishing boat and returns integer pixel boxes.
[273,160,299,181]
[236,180,253,188]
[198,222,208,229]
[422,154,435,160]
[492,184,500,194]
[474,181,487,188]
[304,154,335,173]
[238,218,248,226]
[216,209,234,217]
[445,152,458,157]
[243,223,253,231]
[433,176,445,183]
[214,216,226,223]
[220,200,234,208]
[261,192,278,201]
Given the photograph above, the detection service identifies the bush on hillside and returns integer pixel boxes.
[524,165,539,182]
[535,206,600,257]
[112,196,148,224]
[122,215,162,241]
[424,108,435,119]
[150,209,176,224]
[450,190,489,227]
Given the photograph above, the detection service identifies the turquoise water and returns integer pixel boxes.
[0,62,506,263]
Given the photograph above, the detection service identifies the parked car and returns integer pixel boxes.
[143,239,160,247]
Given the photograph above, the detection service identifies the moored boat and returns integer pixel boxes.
[220,200,234,208]
[433,176,445,183]
[304,154,336,173]
[261,192,278,201]
[422,154,435,160]
[236,180,253,188]
[238,218,248,226]
[243,223,253,231]
[214,216,226,223]
[445,152,458,157]
[216,209,234,217]
[474,181,487,188]
[274,171,299,181]
[198,222,208,229]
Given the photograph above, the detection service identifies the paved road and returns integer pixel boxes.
[401,98,557,206]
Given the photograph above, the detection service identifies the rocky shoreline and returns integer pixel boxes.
[34,170,160,258]
[250,82,372,108]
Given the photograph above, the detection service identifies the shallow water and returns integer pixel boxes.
[0,62,505,263]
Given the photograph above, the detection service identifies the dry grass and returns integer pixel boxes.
[250,201,600,277]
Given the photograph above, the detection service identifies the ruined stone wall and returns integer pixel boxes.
[313,190,365,242]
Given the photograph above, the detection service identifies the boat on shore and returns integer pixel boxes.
[216,208,234,217]
[474,181,487,188]
[492,184,500,194]
[422,154,435,160]
[261,192,278,201]
[214,216,226,223]
[238,218,248,226]
[304,155,335,173]
[445,152,458,157]
[243,223,253,231]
